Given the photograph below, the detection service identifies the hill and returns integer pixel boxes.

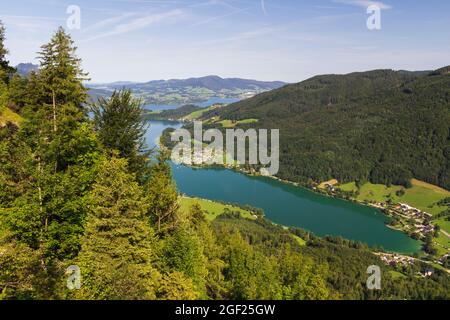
[198,67,450,190]
[143,104,202,120]
[87,75,286,105]
[15,63,38,77]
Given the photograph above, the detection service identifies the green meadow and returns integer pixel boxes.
[179,196,256,221]
[183,105,221,120]
[338,179,449,216]
[217,118,259,128]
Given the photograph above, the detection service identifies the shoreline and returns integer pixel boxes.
[157,136,429,257]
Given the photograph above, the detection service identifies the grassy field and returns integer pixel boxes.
[318,179,338,189]
[0,108,23,126]
[179,196,256,221]
[434,231,450,252]
[338,179,450,253]
[388,270,407,279]
[183,105,221,120]
[291,234,307,246]
[436,219,450,232]
[435,219,450,249]
[217,118,259,128]
[338,179,449,216]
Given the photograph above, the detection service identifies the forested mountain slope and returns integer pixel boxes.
[201,69,450,190]
[88,76,286,105]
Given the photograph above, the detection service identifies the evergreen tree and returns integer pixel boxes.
[0,77,8,113]
[145,152,179,233]
[4,28,101,260]
[0,226,64,300]
[277,244,330,300]
[156,272,198,300]
[0,122,29,207]
[74,156,160,300]
[0,21,14,82]
[91,89,150,178]
[35,27,90,171]
[163,225,207,296]
[7,74,28,113]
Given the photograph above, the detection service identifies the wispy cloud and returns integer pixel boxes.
[191,6,249,27]
[333,0,392,10]
[81,9,186,42]
[0,14,63,33]
[81,12,139,34]
[195,26,279,46]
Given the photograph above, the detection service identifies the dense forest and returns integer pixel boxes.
[199,68,450,190]
[143,104,201,121]
[0,23,449,300]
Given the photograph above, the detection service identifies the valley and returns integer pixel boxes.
[87,75,286,106]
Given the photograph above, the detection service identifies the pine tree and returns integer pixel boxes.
[145,152,179,233]
[0,123,29,207]
[38,27,89,125]
[277,244,330,300]
[5,28,101,260]
[0,77,8,113]
[74,156,160,300]
[163,225,207,296]
[0,229,62,300]
[7,74,28,113]
[0,27,102,295]
[156,271,198,300]
[91,89,150,178]
[0,21,14,82]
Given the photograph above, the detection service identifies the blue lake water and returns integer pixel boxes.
[145,120,421,254]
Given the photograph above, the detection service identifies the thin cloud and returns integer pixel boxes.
[195,26,279,46]
[191,6,249,27]
[0,15,62,33]
[333,0,392,10]
[81,12,139,34]
[81,9,186,42]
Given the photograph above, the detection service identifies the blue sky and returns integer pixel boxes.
[1,0,449,83]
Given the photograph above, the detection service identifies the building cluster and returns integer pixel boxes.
[378,253,414,267]
[386,203,435,237]
[396,203,433,220]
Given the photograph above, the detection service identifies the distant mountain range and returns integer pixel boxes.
[13,64,286,105]
[15,63,38,77]
[87,75,287,105]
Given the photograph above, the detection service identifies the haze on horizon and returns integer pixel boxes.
[1,0,449,83]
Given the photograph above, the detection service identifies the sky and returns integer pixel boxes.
[1,0,449,83]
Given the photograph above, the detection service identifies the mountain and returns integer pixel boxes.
[87,76,287,105]
[143,104,202,121]
[15,63,38,77]
[198,67,450,190]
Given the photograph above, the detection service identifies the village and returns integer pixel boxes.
[375,253,438,278]
[318,183,437,240]
[383,203,435,239]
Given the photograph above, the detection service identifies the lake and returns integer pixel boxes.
[145,120,421,254]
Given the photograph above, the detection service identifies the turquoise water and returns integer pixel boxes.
[145,121,421,254]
